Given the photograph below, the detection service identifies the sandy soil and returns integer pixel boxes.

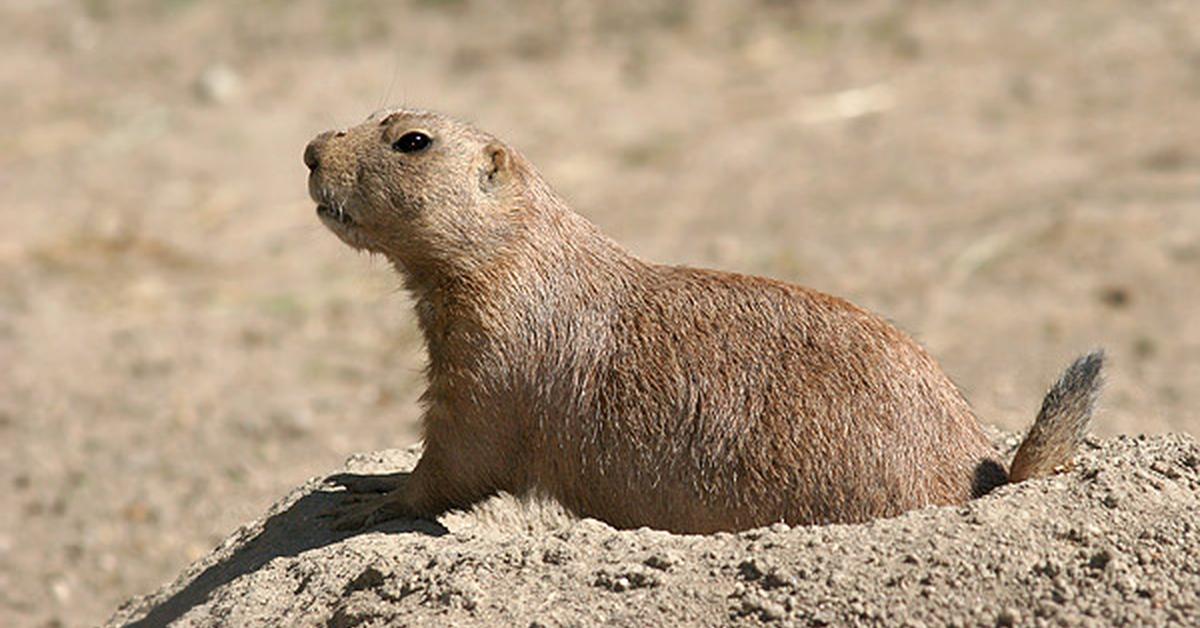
[108,433,1200,626]
[3,1,1199,626]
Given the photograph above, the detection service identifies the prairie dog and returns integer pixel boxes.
[303,109,1103,533]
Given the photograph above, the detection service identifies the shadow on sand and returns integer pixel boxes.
[121,474,443,628]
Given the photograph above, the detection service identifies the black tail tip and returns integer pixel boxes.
[1070,349,1106,384]
[1050,350,1105,407]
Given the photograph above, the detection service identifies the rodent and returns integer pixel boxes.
[303,108,1104,534]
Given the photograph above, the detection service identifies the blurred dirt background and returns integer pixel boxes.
[2,1,1198,626]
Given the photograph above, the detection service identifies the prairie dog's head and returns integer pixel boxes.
[304,109,524,269]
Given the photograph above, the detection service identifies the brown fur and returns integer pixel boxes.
[305,108,1103,534]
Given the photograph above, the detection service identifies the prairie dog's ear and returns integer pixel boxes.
[481,142,512,192]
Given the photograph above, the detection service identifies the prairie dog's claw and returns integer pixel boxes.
[326,492,412,531]
[326,472,408,494]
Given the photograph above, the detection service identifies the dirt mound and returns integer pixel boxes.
[108,433,1200,626]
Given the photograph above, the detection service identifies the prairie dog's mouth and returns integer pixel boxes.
[309,175,357,229]
[316,203,356,227]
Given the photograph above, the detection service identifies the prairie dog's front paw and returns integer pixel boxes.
[323,490,413,531]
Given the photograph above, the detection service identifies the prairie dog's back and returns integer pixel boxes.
[530,264,1001,532]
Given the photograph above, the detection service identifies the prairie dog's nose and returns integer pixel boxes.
[303,130,345,171]
[303,140,322,171]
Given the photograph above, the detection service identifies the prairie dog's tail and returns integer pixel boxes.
[1008,351,1105,483]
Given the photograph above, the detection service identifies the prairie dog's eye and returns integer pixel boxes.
[392,131,432,153]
